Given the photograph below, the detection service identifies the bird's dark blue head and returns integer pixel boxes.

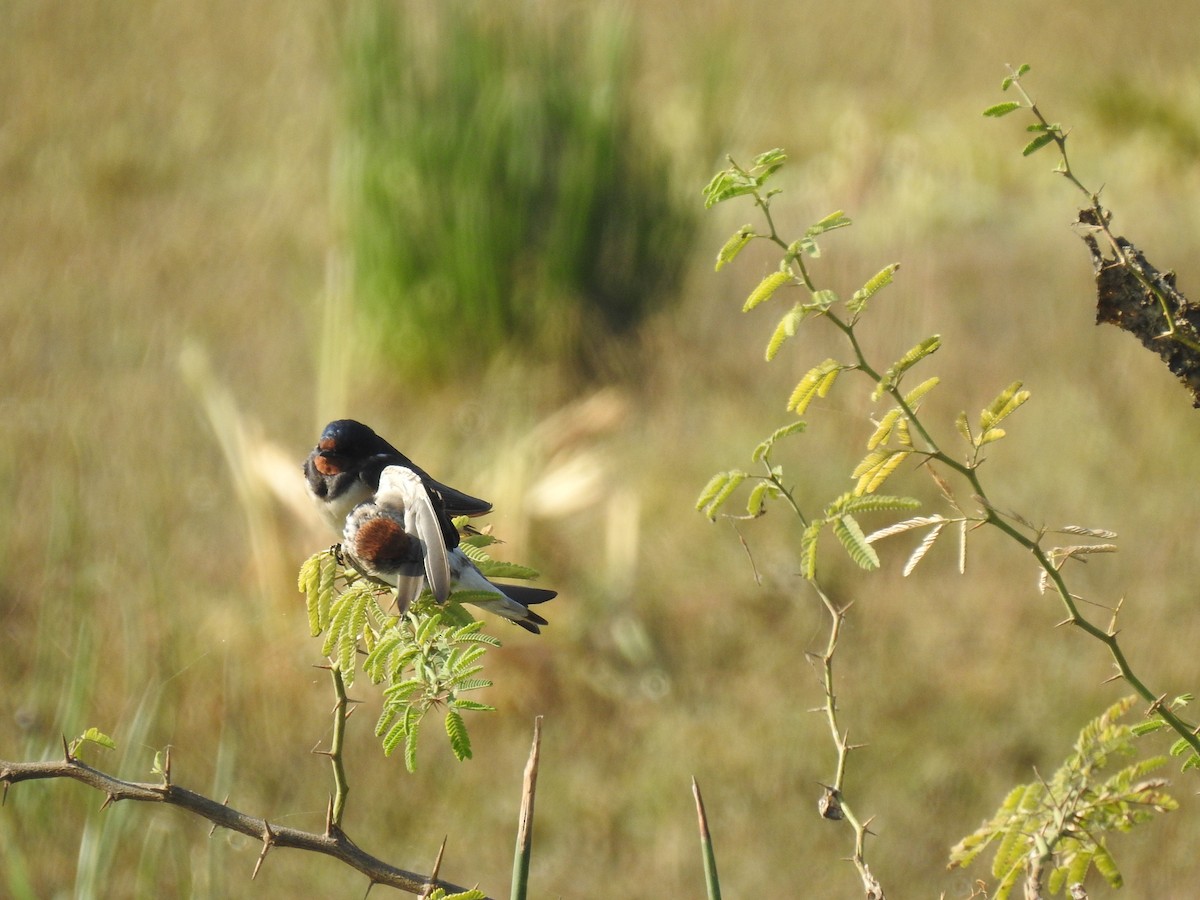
[311,419,395,477]
[318,419,378,455]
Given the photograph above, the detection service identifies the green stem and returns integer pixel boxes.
[328,665,351,830]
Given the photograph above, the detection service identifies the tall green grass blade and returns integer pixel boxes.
[691,778,723,900]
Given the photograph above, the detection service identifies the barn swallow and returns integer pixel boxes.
[304,419,491,544]
[341,465,554,632]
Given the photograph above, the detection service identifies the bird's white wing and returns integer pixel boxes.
[378,465,452,603]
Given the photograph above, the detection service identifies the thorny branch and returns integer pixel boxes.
[0,751,489,898]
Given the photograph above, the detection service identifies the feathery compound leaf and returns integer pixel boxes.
[299,553,323,636]
[1057,524,1118,539]
[851,448,889,480]
[1092,842,1122,888]
[866,408,903,450]
[752,420,808,462]
[701,169,758,208]
[743,268,793,312]
[753,147,788,170]
[806,210,852,237]
[403,718,421,773]
[788,359,843,414]
[903,523,944,576]
[696,470,747,519]
[872,335,941,399]
[854,449,912,495]
[865,514,948,543]
[809,288,838,311]
[746,480,779,516]
[445,709,473,762]
[847,263,900,314]
[800,521,822,579]
[832,515,879,570]
[460,530,499,550]
[980,381,1031,432]
[903,376,940,407]
[1022,132,1056,156]
[955,410,973,444]
[474,560,540,580]
[300,550,341,637]
[983,101,1022,117]
[977,426,1006,446]
[716,225,755,271]
[765,305,804,361]
[831,493,920,515]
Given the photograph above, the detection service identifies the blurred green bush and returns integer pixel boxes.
[339,1,698,380]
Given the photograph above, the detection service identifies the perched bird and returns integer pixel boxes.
[342,466,555,632]
[304,419,491,545]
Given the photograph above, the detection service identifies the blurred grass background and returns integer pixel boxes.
[3,1,1200,897]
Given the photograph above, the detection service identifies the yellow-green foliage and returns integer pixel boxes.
[949,696,1177,898]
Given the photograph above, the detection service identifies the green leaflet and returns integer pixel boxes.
[1022,132,1056,156]
[805,210,852,237]
[832,515,879,570]
[847,263,899,315]
[872,335,941,400]
[980,381,1030,433]
[701,149,787,209]
[696,470,747,520]
[852,448,911,495]
[799,521,821,579]
[445,709,472,761]
[787,359,843,414]
[983,101,1022,118]
[403,713,421,773]
[958,381,1032,451]
[825,492,919,517]
[69,727,117,757]
[475,560,541,580]
[716,225,755,272]
[744,269,793,312]
[765,306,804,360]
[753,147,788,170]
[299,549,340,637]
[903,376,940,407]
[752,421,807,463]
[866,408,902,450]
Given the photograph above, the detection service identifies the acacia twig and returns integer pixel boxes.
[0,754,490,898]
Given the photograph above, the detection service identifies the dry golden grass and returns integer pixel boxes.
[3,1,1200,896]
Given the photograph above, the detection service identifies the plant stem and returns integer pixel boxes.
[329,665,352,830]
[809,579,884,897]
[510,716,542,900]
